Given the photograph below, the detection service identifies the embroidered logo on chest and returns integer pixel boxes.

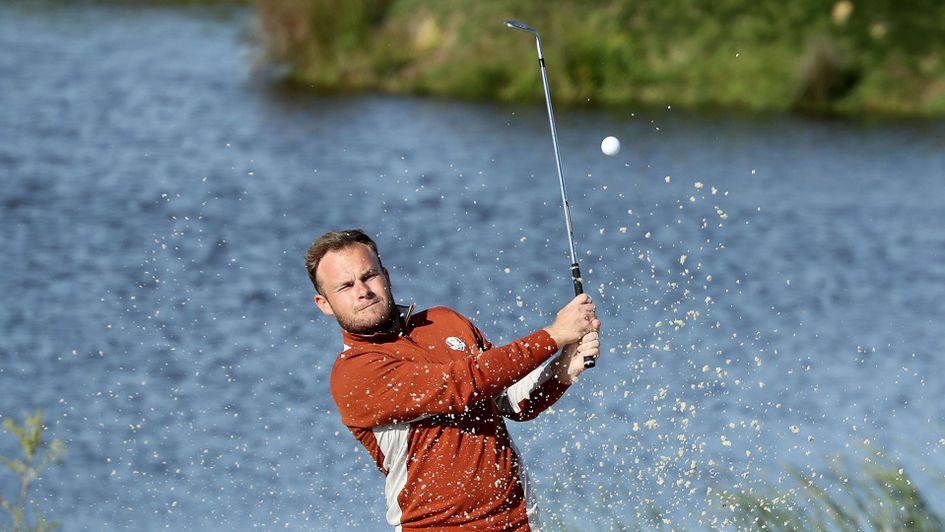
[445,336,467,352]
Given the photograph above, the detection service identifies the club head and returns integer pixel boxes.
[504,19,537,34]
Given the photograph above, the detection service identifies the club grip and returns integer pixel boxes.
[570,262,583,296]
[570,263,595,369]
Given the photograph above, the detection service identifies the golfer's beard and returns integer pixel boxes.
[337,298,398,335]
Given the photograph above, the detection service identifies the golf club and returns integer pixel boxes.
[505,19,595,369]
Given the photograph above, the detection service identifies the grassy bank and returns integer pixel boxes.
[254,0,945,116]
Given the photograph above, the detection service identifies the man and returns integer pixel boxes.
[306,229,600,531]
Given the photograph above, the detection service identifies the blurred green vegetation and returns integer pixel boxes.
[254,0,945,115]
[528,442,945,531]
[714,449,945,530]
[0,411,66,532]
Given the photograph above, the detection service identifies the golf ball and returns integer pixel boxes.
[601,136,620,156]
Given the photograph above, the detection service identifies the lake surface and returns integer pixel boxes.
[2,2,945,530]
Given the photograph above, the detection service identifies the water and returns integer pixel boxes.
[2,3,945,529]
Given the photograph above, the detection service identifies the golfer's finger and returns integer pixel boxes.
[581,339,599,349]
[570,293,589,304]
[579,344,599,358]
[579,337,599,350]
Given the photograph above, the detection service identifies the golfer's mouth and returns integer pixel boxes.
[357,300,380,312]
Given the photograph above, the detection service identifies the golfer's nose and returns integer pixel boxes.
[355,280,374,298]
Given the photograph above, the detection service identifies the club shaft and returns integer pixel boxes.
[532,37,580,272]
[508,21,595,369]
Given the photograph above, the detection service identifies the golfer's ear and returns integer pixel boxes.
[383,267,392,287]
[314,294,334,316]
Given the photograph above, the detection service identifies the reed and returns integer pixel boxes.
[0,410,66,532]
[716,451,945,531]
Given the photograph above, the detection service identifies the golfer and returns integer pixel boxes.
[306,229,601,531]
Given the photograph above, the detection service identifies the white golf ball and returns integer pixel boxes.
[601,136,620,156]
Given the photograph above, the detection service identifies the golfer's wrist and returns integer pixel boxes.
[542,325,564,349]
[552,350,579,384]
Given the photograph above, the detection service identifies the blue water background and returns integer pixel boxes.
[2,3,945,529]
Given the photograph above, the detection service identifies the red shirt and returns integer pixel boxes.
[330,306,570,530]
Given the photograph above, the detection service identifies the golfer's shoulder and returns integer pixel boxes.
[421,305,471,323]
[412,306,476,331]
[329,344,393,394]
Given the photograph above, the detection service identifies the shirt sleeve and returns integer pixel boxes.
[330,329,559,428]
[494,360,571,422]
[479,322,571,422]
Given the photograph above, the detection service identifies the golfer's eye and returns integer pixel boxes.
[337,282,353,292]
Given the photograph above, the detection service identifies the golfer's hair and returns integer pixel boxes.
[305,229,382,294]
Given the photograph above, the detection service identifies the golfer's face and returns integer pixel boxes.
[314,244,394,335]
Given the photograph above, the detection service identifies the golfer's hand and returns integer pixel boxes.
[543,294,598,347]
[558,330,601,383]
